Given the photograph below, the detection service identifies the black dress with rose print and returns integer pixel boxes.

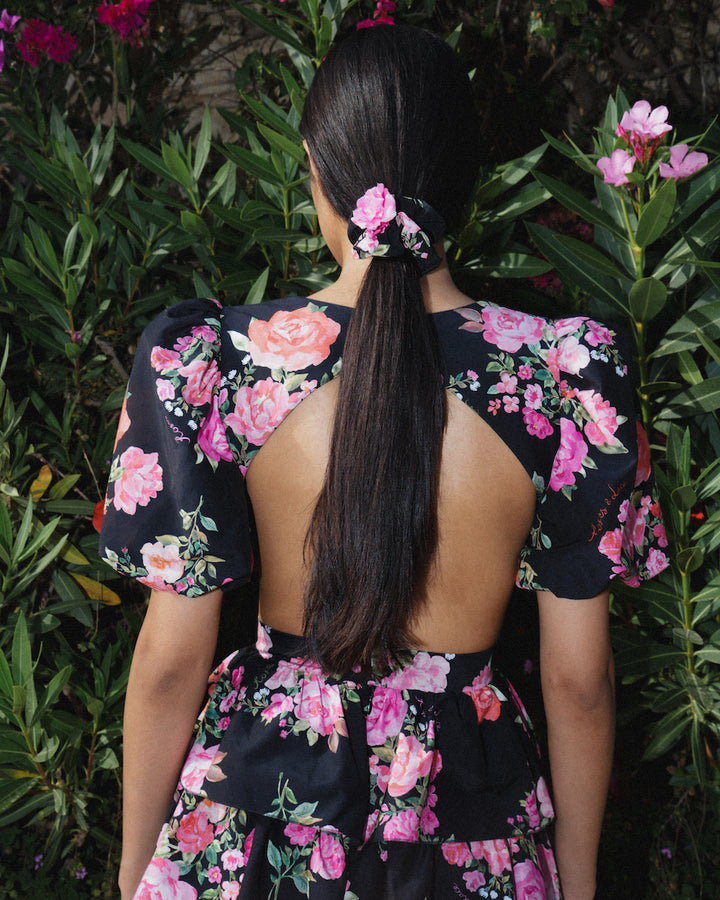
[100,297,667,900]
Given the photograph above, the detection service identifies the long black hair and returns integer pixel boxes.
[299,25,481,672]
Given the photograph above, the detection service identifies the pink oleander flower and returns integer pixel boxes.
[0,39,5,72]
[0,10,21,32]
[357,0,395,28]
[97,0,154,47]
[596,0,613,6]
[17,18,77,67]
[597,149,636,186]
[658,143,709,180]
[616,100,672,165]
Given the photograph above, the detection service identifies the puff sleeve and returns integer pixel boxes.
[516,320,669,599]
[99,298,253,596]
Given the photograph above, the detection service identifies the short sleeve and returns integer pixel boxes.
[99,298,253,596]
[516,323,668,599]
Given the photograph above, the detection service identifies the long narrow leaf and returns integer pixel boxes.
[532,172,626,239]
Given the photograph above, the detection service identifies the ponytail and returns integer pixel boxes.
[299,25,481,671]
[304,256,446,670]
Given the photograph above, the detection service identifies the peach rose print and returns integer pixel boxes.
[140,540,184,588]
[111,446,163,514]
[247,307,341,371]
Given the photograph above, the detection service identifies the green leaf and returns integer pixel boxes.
[628,276,667,323]
[221,145,284,186]
[669,377,720,415]
[70,154,92,201]
[644,705,692,760]
[193,107,213,180]
[676,546,704,574]
[161,142,195,192]
[614,641,683,679]
[654,299,720,357]
[120,139,172,181]
[180,211,211,242]
[635,178,676,248]
[257,124,305,165]
[525,223,628,313]
[246,267,270,305]
[555,235,632,283]
[671,484,697,511]
[532,172,626,239]
[10,614,31,690]
[461,252,551,278]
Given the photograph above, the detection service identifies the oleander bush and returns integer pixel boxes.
[0,0,719,895]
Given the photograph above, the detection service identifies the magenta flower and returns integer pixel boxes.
[597,149,636,186]
[351,183,396,236]
[658,143,709,181]
[17,19,77,67]
[0,9,21,31]
[357,0,395,28]
[97,0,154,47]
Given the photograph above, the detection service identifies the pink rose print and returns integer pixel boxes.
[112,446,163,514]
[242,828,255,866]
[179,357,221,407]
[420,784,439,835]
[294,678,344,736]
[221,848,244,871]
[261,692,294,723]
[140,541,184,588]
[256,622,273,658]
[518,364,533,380]
[363,809,380,842]
[647,547,669,577]
[351,183,396,234]
[207,866,222,884]
[463,667,502,723]
[481,306,545,353]
[653,522,668,548]
[247,307,341,370]
[536,776,555,818]
[179,742,221,793]
[384,652,450,692]
[156,378,175,401]
[536,843,561,894]
[525,790,540,828]
[635,421,652,486]
[523,408,553,440]
[225,378,293,446]
[495,372,518,394]
[310,830,346,879]
[197,391,233,462]
[599,528,623,564]
[463,870,486,891]
[577,389,619,446]
[503,396,520,413]
[114,395,131,449]
[514,859,546,900]
[150,346,181,373]
[284,822,316,846]
[191,324,220,344]
[549,419,588,491]
[557,335,590,375]
[441,842,472,866]
[584,319,614,347]
[478,839,512,876]
[176,806,215,854]
[554,316,588,337]
[134,858,197,900]
[221,881,240,900]
[366,686,408,745]
[386,733,434,797]
[524,383,543,410]
[382,808,420,842]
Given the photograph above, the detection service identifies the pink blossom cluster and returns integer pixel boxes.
[357,0,396,29]
[597,100,708,186]
[13,17,77,68]
[96,0,154,47]
[0,8,20,72]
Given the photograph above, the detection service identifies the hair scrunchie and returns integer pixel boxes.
[347,183,446,276]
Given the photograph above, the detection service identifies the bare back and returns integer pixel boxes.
[247,377,536,653]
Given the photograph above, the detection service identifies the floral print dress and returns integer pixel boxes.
[99,297,668,899]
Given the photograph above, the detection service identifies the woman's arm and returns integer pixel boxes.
[537,588,615,900]
[118,588,223,900]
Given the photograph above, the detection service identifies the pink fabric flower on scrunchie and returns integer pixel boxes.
[347,183,446,275]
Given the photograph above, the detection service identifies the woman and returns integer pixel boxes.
[101,25,667,900]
